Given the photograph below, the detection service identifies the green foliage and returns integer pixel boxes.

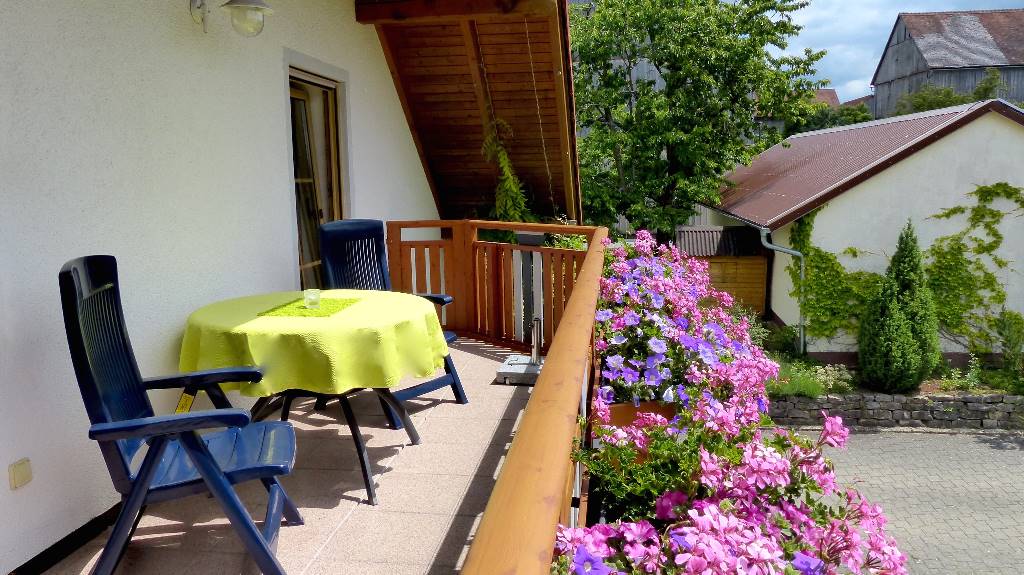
[787,211,881,338]
[729,304,769,348]
[858,278,923,393]
[767,358,853,398]
[939,355,982,392]
[894,67,1005,115]
[785,102,872,136]
[788,184,1023,354]
[926,183,1024,351]
[888,222,942,379]
[762,323,799,354]
[546,232,588,251]
[571,0,824,238]
[996,309,1024,377]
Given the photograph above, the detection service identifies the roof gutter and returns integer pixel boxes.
[759,227,805,355]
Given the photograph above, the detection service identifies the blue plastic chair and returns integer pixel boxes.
[59,256,303,575]
[316,219,468,422]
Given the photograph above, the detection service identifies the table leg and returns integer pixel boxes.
[338,395,378,506]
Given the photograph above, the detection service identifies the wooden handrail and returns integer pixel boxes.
[462,226,608,575]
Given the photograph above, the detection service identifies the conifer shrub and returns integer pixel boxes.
[888,221,942,380]
[858,277,923,393]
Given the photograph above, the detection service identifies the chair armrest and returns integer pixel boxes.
[88,409,252,441]
[143,367,264,391]
[418,293,454,307]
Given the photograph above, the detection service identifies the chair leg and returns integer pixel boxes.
[279,394,295,422]
[314,396,330,411]
[92,438,168,575]
[206,385,234,409]
[261,477,304,526]
[379,395,403,430]
[338,396,378,505]
[373,389,420,445]
[179,432,285,575]
[445,354,469,405]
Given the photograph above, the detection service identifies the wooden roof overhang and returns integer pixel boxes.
[356,0,580,222]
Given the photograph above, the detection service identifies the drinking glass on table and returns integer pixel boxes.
[303,289,321,309]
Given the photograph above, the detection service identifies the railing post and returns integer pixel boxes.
[385,221,403,291]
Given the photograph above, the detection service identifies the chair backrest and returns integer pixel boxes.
[60,255,152,493]
[319,219,392,291]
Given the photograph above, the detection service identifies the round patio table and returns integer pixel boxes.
[178,289,449,397]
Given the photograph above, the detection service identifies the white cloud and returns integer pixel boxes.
[788,0,1022,101]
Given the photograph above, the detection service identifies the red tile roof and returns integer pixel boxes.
[710,100,1024,230]
[813,89,840,109]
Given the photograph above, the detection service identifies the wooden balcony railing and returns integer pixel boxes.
[386,219,607,574]
[386,220,597,352]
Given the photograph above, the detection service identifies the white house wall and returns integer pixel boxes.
[769,111,1024,353]
[0,1,436,569]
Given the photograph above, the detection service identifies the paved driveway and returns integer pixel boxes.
[827,430,1024,574]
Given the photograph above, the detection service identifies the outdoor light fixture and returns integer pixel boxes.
[190,0,273,37]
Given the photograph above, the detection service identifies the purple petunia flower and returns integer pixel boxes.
[649,293,665,308]
[648,337,668,355]
[595,309,614,322]
[622,310,641,326]
[676,386,690,408]
[646,354,666,369]
[643,368,663,387]
[678,334,699,351]
[621,367,640,384]
[572,546,612,575]
[609,334,627,345]
[697,341,720,366]
[598,385,615,404]
[791,552,825,575]
[606,355,625,370]
[674,316,689,330]
[757,397,768,413]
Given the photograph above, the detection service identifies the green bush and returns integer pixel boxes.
[766,359,853,398]
[858,278,923,393]
[939,355,982,392]
[762,323,799,354]
[996,309,1024,376]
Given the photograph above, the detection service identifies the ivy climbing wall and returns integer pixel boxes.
[768,112,1024,353]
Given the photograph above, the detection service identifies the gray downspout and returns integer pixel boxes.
[759,228,806,355]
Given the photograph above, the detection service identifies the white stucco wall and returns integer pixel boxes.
[769,111,1024,353]
[0,2,436,569]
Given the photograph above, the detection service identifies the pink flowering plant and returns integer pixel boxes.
[552,232,906,574]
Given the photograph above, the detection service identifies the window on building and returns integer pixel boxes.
[289,68,345,288]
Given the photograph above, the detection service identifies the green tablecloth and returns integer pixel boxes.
[178,290,448,397]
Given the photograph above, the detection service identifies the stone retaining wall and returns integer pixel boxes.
[769,392,1024,429]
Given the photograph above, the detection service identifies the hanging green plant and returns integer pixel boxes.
[481,118,535,242]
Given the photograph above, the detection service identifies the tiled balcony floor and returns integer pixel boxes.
[48,341,528,575]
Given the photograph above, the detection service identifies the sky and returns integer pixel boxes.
[786,0,1024,102]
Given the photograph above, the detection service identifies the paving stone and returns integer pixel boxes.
[828,430,1024,575]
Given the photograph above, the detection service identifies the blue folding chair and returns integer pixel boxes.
[314,219,468,424]
[60,256,303,575]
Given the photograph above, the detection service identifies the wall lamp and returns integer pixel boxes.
[190,0,273,37]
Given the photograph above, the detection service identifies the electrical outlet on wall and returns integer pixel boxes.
[9,458,32,490]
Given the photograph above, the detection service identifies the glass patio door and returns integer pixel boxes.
[289,69,344,288]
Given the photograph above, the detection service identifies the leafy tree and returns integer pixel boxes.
[894,67,1005,115]
[571,0,823,240]
[785,102,872,136]
[888,221,941,380]
[858,278,923,393]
